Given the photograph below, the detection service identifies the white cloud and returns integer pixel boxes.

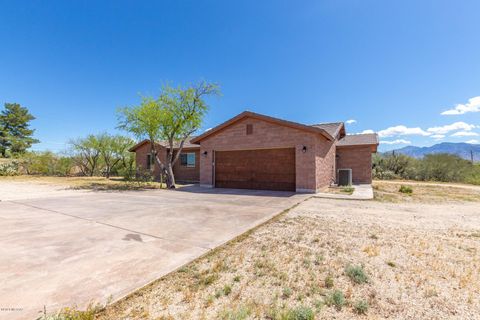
[380,139,412,145]
[345,119,356,124]
[451,131,479,137]
[427,122,476,135]
[431,134,445,140]
[360,129,374,134]
[441,96,480,115]
[377,125,430,138]
[466,139,479,144]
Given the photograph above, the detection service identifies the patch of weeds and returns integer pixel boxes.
[325,290,346,310]
[223,284,232,296]
[233,275,241,282]
[285,306,315,320]
[37,303,102,320]
[324,274,334,288]
[354,299,369,315]
[303,258,311,268]
[470,232,480,238]
[199,273,219,287]
[282,287,292,299]
[341,186,355,194]
[345,265,368,284]
[387,261,396,267]
[314,254,324,265]
[369,234,378,240]
[399,185,413,194]
[220,304,251,320]
[314,299,324,312]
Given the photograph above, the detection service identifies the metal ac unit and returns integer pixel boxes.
[338,169,352,186]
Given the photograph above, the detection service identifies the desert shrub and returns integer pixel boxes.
[325,290,345,310]
[285,306,314,320]
[374,153,480,185]
[282,287,292,299]
[36,304,101,320]
[220,304,251,320]
[354,299,369,315]
[345,265,368,284]
[0,160,19,176]
[19,152,75,176]
[399,185,413,194]
[324,274,334,288]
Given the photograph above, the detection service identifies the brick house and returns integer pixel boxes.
[129,111,378,192]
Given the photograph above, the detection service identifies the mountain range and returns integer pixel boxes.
[389,142,480,161]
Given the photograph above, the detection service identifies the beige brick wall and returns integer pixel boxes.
[198,117,335,192]
[336,146,373,184]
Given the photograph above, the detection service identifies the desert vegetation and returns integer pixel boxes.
[373,152,480,185]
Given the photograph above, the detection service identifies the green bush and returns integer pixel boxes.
[324,274,334,288]
[354,299,369,315]
[0,160,19,176]
[345,265,368,284]
[399,185,413,194]
[285,306,314,320]
[325,290,346,310]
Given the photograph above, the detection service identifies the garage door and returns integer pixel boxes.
[215,148,296,191]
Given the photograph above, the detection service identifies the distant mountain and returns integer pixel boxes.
[390,142,480,161]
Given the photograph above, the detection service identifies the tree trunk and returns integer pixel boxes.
[165,163,175,188]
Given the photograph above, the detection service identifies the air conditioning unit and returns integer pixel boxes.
[338,169,352,186]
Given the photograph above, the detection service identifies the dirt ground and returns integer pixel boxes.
[0,176,164,201]
[95,181,480,320]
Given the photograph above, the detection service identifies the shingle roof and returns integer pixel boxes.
[337,133,379,147]
[310,122,344,138]
[128,137,199,152]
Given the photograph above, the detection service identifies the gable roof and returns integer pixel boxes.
[337,133,379,151]
[128,137,199,152]
[311,122,345,138]
[191,111,334,144]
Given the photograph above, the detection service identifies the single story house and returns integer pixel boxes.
[129,111,378,192]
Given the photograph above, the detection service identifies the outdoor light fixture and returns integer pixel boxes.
[302,146,307,153]
[203,151,208,156]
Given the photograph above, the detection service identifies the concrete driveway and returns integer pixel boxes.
[0,186,307,319]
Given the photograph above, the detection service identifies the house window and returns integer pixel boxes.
[146,154,154,169]
[180,153,196,167]
[246,124,253,135]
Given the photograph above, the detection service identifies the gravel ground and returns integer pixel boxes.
[98,192,480,320]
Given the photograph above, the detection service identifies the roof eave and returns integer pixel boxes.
[191,111,334,144]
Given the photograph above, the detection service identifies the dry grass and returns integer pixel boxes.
[0,175,167,191]
[96,187,480,319]
[324,186,355,195]
[373,180,480,203]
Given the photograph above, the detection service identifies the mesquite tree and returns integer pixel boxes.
[117,81,220,188]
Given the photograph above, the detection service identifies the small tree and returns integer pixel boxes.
[0,103,39,157]
[118,81,220,188]
[69,135,102,176]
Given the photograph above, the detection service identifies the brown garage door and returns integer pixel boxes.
[215,148,296,191]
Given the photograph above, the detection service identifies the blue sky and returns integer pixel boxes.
[1,0,479,152]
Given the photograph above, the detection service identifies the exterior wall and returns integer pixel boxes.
[198,117,334,192]
[134,142,166,180]
[134,143,200,182]
[336,146,373,184]
[171,148,200,182]
[315,137,336,190]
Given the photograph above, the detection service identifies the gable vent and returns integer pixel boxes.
[246,124,253,135]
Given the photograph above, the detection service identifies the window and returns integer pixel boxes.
[246,124,253,135]
[180,153,196,167]
[146,154,154,169]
